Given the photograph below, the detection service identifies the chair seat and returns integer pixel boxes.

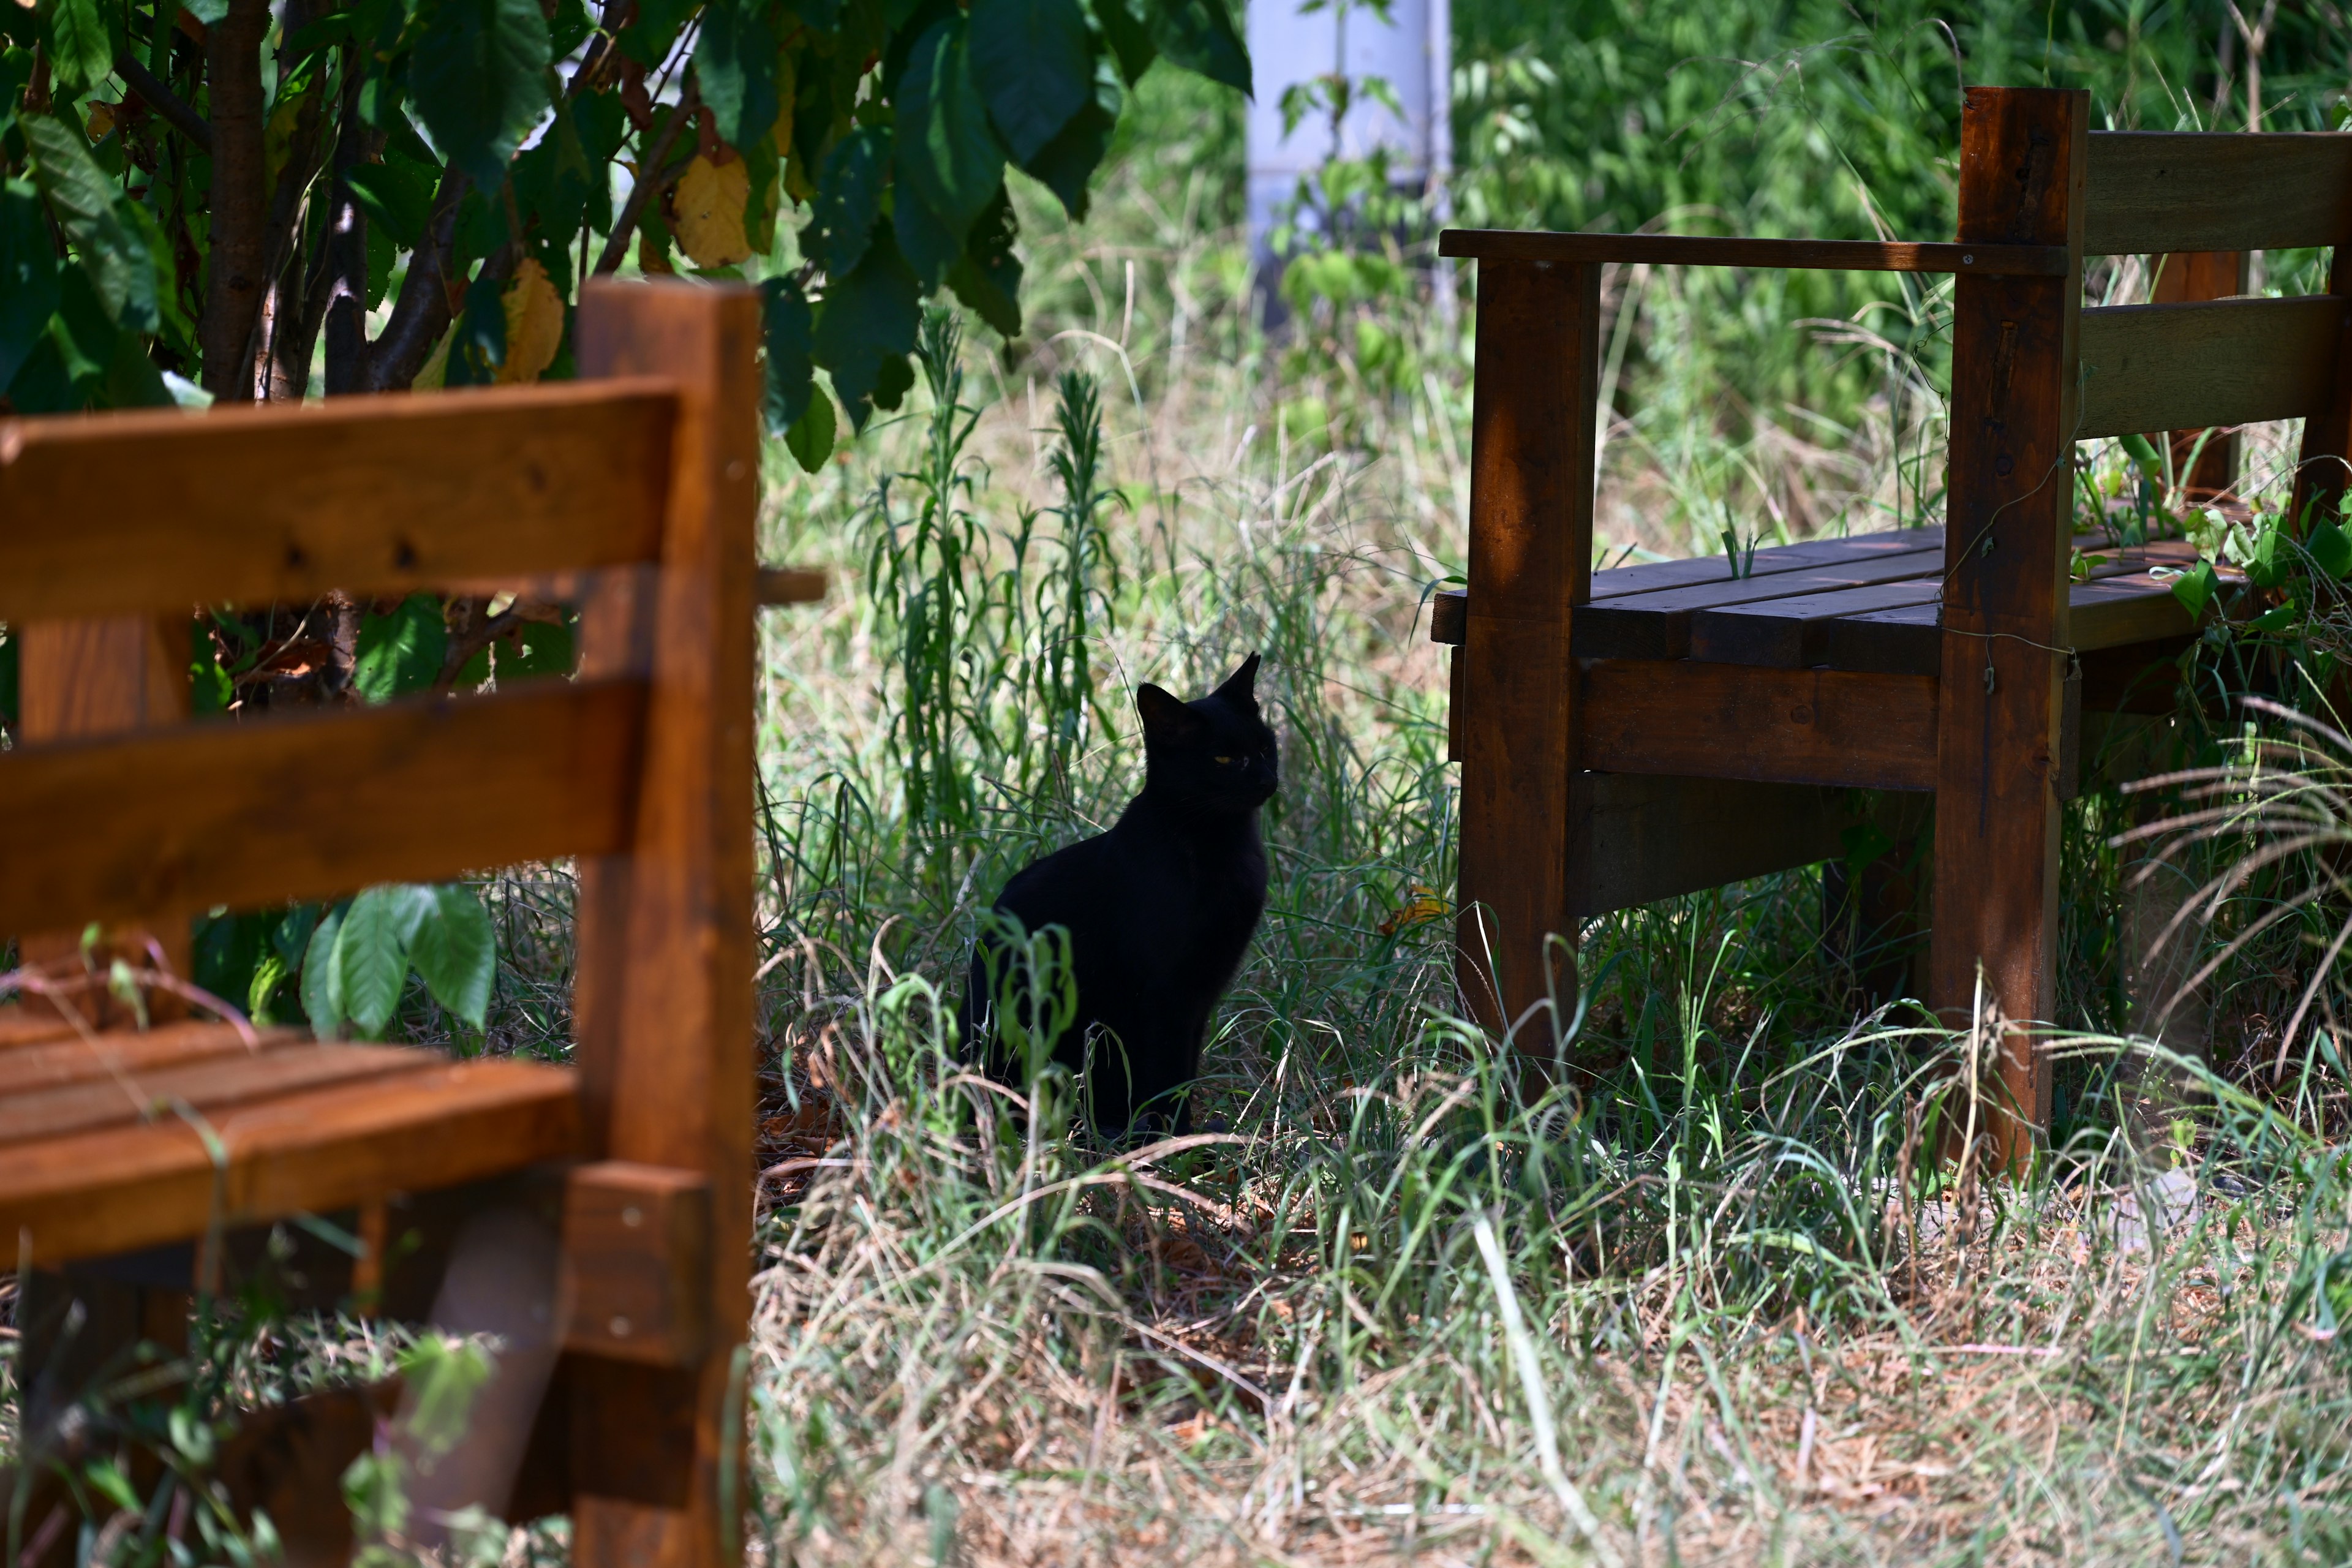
[0,1011,582,1267]
[1430,525,2214,673]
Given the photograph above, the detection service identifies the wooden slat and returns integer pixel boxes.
[1934,86,2087,1169]
[1438,231,2068,276]
[2150,251,2250,501]
[755,567,826,606]
[1449,260,1602,1049]
[0,382,677,622]
[1689,578,1943,666]
[2086,132,2352,255]
[0,1041,435,1145]
[567,279,761,1564]
[1573,545,1943,660]
[2077,297,2345,440]
[1569,774,1848,916]
[1579,662,1939,791]
[0,1022,306,1096]
[0,1058,581,1267]
[2068,571,2199,649]
[2291,247,2352,530]
[0,678,646,933]
[1427,527,1946,646]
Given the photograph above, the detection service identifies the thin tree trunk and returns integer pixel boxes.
[201,0,271,399]
[364,168,468,392]
[323,58,375,396]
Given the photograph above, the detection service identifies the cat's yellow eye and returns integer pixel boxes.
[1213,755,1235,765]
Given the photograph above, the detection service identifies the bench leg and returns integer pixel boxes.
[1929,85,2088,1171]
[1455,258,1600,1062]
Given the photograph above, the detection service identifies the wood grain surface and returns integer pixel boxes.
[2076,296,2344,440]
[1579,661,1939,790]
[0,381,677,620]
[1452,258,1602,1050]
[2086,130,2352,254]
[0,678,647,933]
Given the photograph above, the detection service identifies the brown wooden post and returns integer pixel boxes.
[1455,259,1601,1056]
[14,616,192,1021]
[2150,251,2248,502]
[1929,86,2087,1172]
[569,279,760,1568]
[2291,243,2352,532]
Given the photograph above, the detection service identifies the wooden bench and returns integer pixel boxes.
[1437,86,2352,1165]
[0,281,763,1564]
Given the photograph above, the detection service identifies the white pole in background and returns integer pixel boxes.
[1244,0,1452,288]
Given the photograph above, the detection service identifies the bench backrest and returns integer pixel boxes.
[0,279,758,1183]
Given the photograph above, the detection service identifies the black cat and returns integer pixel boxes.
[962,655,1278,1139]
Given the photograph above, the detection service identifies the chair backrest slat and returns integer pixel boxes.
[0,382,677,623]
[0,677,646,934]
[2087,131,2352,255]
[2077,295,2349,439]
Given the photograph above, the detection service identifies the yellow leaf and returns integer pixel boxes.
[496,258,564,385]
[263,90,304,190]
[413,327,451,393]
[638,228,676,275]
[86,101,116,141]
[671,154,753,269]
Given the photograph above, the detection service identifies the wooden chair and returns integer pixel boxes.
[1434,87,2352,1166]
[0,280,772,1564]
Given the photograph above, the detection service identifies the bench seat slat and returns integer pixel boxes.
[0,1022,308,1097]
[1572,545,1943,660]
[0,1039,440,1145]
[0,678,646,933]
[0,1057,582,1267]
[0,382,677,622]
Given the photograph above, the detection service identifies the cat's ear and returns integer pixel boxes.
[1212,653,1262,710]
[1137,683,1206,744]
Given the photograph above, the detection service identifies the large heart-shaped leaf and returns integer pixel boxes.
[812,227,921,427]
[410,884,495,1030]
[0,179,61,393]
[337,884,438,1038]
[699,0,780,149]
[1150,0,1249,96]
[410,0,552,189]
[893,19,1005,247]
[810,126,888,277]
[967,0,1091,164]
[21,116,160,334]
[762,274,815,434]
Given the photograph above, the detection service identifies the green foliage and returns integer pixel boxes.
[299,883,499,1039]
[353,594,449,701]
[0,0,1250,425]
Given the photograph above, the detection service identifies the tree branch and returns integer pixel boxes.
[591,92,696,276]
[200,0,272,399]
[364,167,470,392]
[323,58,378,396]
[115,54,211,152]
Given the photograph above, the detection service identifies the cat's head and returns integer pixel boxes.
[1135,654,1278,815]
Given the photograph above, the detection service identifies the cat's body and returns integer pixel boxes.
[962,656,1278,1139]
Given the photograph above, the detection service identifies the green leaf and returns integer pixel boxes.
[699,0,780,149]
[785,389,836,472]
[338,884,436,1038]
[21,115,160,334]
[410,884,495,1028]
[302,907,347,1040]
[409,0,552,189]
[444,271,508,386]
[947,184,1022,337]
[38,0,111,93]
[616,0,695,66]
[508,617,574,678]
[0,178,61,393]
[1091,0,1156,85]
[968,0,1091,164]
[1020,91,1114,221]
[2253,603,2301,634]
[893,19,1006,246]
[2312,520,2352,580]
[354,594,449,701]
[813,227,921,427]
[510,101,594,254]
[347,155,437,251]
[2171,561,2218,620]
[1150,0,1248,94]
[2118,431,2162,478]
[761,274,815,434]
[810,126,887,277]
